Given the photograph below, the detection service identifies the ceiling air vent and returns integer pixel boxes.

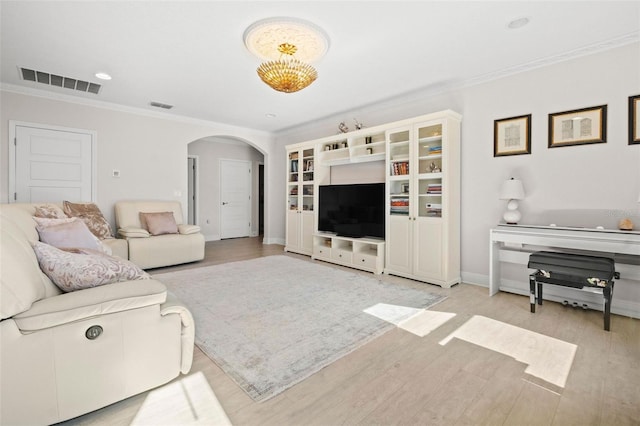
[19,67,101,94]
[150,101,174,110]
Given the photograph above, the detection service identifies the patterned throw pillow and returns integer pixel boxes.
[32,242,150,292]
[63,201,113,239]
[34,204,67,219]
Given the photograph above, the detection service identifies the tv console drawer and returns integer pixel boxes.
[332,248,353,263]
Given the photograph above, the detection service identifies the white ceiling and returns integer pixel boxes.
[1,1,639,133]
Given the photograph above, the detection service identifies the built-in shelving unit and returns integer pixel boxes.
[316,127,388,166]
[285,110,461,280]
[385,112,461,287]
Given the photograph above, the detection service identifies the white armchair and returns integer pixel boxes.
[115,200,205,269]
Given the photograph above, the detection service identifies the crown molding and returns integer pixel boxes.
[460,31,639,90]
[0,82,271,138]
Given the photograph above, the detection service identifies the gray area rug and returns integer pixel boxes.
[155,255,446,402]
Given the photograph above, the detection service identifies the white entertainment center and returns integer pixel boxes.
[285,110,462,288]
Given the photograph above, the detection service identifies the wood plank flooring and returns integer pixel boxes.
[61,237,640,426]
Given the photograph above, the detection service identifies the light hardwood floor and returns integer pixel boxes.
[62,237,639,426]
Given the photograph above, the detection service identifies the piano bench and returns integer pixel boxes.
[528,251,617,331]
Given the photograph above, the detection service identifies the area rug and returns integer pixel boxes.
[155,255,446,402]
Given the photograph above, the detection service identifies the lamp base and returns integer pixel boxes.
[503,200,522,224]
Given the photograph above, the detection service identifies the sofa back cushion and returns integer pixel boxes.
[0,213,58,319]
[115,201,185,230]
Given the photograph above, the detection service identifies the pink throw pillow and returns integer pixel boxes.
[139,212,179,236]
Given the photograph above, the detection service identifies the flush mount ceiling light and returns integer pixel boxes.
[244,17,329,93]
[94,72,112,80]
[507,17,530,29]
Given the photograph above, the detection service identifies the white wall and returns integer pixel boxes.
[274,43,640,285]
[0,90,278,242]
[187,137,264,241]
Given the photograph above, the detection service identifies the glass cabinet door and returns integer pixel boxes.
[387,128,411,217]
[416,123,443,218]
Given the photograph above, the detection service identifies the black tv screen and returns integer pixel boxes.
[318,183,385,239]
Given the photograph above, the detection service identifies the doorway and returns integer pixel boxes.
[187,156,198,225]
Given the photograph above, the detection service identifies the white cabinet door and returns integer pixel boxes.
[286,210,300,250]
[414,219,443,280]
[386,215,412,274]
[301,211,315,254]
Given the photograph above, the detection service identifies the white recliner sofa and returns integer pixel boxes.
[0,203,195,425]
[115,200,205,269]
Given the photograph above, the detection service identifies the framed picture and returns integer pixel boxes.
[494,114,531,157]
[629,95,640,145]
[548,105,607,148]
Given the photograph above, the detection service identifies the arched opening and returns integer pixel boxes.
[187,135,265,241]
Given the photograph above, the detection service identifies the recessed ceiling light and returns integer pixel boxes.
[94,72,112,80]
[265,113,277,118]
[507,17,530,30]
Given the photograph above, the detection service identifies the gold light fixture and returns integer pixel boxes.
[244,18,329,93]
[256,42,317,93]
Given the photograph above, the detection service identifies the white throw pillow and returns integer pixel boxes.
[34,217,111,255]
[32,242,150,292]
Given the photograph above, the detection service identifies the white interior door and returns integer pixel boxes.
[11,123,95,203]
[220,159,251,239]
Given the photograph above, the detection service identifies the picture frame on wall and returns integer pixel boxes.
[548,105,607,148]
[493,114,531,157]
[629,94,640,145]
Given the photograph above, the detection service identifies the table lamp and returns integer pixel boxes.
[500,178,525,224]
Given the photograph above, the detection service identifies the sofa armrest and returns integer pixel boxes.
[13,280,167,332]
[178,224,201,235]
[118,227,150,238]
[161,291,195,374]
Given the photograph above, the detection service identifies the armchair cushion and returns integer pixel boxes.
[12,279,167,332]
[32,242,149,292]
[178,224,201,235]
[118,226,150,238]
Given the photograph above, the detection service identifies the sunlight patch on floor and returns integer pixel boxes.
[364,303,456,337]
[439,315,577,388]
[131,371,232,425]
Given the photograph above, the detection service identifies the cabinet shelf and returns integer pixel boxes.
[419,172,443,179]
[418,135,442,143]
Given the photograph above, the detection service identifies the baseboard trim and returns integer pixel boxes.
[462,272,640,319]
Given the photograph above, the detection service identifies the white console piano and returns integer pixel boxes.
[489,224,640,317]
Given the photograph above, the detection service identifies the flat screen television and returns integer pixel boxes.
[318,183,385,239]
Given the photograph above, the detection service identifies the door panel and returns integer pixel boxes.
[15,125,93,203]
[415,219,443,280]
[220,159,251,239]
[286,211,300,249]
[386,215,412,274]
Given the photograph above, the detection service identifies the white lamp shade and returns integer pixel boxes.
[500,178,525,200]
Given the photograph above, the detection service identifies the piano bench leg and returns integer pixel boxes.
[603,284,613,332]
[529,274,536,313]
[537,282,543,305]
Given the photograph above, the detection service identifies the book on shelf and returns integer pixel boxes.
[426,183,442,194]
[391,161,409,175]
